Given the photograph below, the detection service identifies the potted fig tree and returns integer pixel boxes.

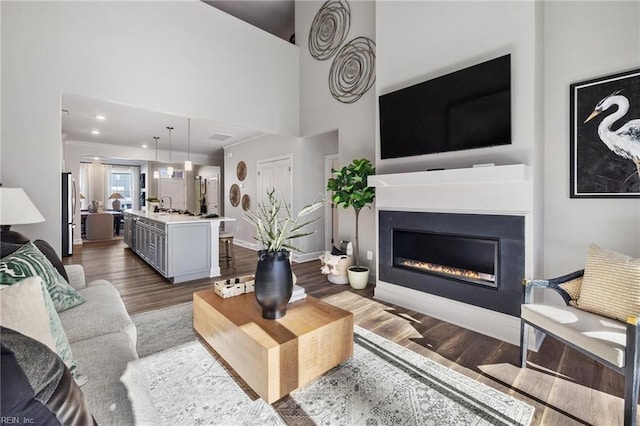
[244,189,324,319]
[326,158,376,289]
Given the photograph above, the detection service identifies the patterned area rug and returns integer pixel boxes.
[132,302,534,425]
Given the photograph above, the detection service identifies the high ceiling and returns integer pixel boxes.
[203,0,295,42]
[61,93,262,161]
[62,2,295,164]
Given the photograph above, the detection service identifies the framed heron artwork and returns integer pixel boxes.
[570,67,640,198]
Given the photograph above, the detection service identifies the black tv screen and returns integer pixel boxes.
[379,54,511,159]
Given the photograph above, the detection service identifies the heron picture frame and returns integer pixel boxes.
[569,67,640,198]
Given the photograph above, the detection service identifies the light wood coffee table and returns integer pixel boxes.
[193,290,354,404]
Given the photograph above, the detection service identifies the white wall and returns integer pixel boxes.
[376,1,540,173]
[296,130,339,259]
[375,1,544,275]
[297,0,377,273]
[223,134,298,249]
[1,1,299,253]
[543,1,640,275]
[224,131,336,261]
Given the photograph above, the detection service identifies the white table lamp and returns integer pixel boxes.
[108,192,125,210]
[0,187,46,243]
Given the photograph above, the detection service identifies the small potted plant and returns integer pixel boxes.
[244,189,324,319]
[326,158,376,289]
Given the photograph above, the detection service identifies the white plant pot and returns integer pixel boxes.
[347,267,369,290]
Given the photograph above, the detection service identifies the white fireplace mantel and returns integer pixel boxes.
[372,163,535,346]
[369,164,529,187]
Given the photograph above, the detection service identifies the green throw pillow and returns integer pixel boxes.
[0,242,85,312]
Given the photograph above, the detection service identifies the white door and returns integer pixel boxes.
[206,176,219,215]
[257,156,292,210]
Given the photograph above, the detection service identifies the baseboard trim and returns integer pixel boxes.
[234,239,259,251]
[375,281,521,346]
[291,251,323,264]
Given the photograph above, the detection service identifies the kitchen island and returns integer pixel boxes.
[123,211,234,284]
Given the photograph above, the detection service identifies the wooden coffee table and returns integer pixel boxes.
[193,289,354,403]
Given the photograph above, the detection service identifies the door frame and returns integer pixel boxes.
[324,154,339,251]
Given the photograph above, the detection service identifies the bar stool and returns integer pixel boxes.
[219,231,235,269]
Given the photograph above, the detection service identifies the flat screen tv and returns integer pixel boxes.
[379,54,511,159]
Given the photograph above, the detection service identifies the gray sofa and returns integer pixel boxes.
[59,264,160,425]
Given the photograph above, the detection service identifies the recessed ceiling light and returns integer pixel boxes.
[91,130,100,135]
[96,115,106,120]
[142,144,148,148]
[93,157,100,160]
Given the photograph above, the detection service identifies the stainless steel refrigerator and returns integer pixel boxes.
[62,172,76,257]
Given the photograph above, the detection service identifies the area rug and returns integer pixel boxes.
[132,302,534,425]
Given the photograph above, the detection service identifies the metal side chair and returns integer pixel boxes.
[521,270,640,426]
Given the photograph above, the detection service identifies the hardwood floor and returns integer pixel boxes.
[65,240,628,425]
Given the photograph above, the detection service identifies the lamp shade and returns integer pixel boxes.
[0,188,45,225]
[108,192,124,200]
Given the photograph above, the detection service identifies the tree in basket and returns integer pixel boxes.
[326,158,376,289]
[244,189,325,319]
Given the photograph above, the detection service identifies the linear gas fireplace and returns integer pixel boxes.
[379,211,524,317]
[394,230,498,288]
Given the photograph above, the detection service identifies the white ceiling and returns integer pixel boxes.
[61,2,295,164]
[61,93,263,160]
[203,0,295,42]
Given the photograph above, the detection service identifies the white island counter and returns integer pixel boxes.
[123,211,234,284]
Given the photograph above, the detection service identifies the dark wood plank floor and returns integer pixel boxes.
[65,240,630,425]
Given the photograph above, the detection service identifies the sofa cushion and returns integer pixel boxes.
[70,333,161,426]
[0,272,81,382]
[0,277,56,352]
[0,241,21,258]
[0,242,85,312]
[576,243,640,322]
[522,303,626,367]
[34,239,69,282]
[59,281,135,345]
[64,265,87,291]
[0,327,95,426]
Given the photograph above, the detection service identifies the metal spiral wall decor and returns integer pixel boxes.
[328,37,376,104]
[308,0,351,61]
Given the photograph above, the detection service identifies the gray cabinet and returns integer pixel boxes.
[131,216,167,274]
[123,213,135,249]
[123,211,220,283]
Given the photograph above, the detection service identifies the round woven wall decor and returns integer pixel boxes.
[241,194,251,211]
[329,36,376,104]
[308,0,351,61]
[236,161,247,181]
[229,184,240,207]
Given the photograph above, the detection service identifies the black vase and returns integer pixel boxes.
[254,250,293,319]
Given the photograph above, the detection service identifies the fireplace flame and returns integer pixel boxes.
[397,258,495,283]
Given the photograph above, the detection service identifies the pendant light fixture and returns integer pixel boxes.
[166,126,174,177]
[153,136,160,179]
[184,118,193,171]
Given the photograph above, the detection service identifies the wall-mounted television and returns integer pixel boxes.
[379,54,511,160]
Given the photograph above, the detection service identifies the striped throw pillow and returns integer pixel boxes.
[576,243,640,322]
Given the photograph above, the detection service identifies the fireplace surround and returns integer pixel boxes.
[379,210,524,317]
[369,164,535,345]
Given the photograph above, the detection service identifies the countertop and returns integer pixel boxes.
[124,210,235,225]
